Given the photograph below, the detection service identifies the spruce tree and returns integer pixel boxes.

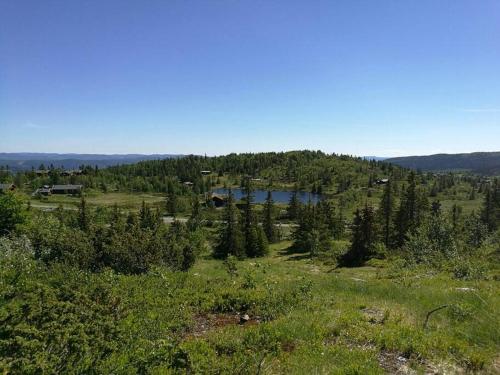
[263,191,277,243]
[166,191,177,217]
[242,181,268,257]
[78,195,89,232]
[187,197,202,231]
[481,181,499,231]
[340,205,377,267]
[214,190,244,259]
[378,179,394,248]
[287,187,300,220]
[395,172,427,247]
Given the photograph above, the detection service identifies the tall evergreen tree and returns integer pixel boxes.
[242,181,268,257]
[187,197,202,231]
[262,191,277,243]
[214,190,244,259]
[395,172,428,247]
[340,205,377,267]
[481,181,499,231]
[166,191,177,217]
[78,195,89,232]
[378,179,394,248]
[287,186,300,220]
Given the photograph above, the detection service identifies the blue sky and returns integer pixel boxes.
[1,0,499,156]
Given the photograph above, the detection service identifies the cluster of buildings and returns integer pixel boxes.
[33,184,83,196]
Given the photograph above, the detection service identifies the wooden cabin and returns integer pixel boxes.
[51,184,83,195]
[211,194,227,208]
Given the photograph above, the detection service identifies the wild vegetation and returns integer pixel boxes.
[1,151,499,373]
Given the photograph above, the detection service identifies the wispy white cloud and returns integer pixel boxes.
[22,122,46,129]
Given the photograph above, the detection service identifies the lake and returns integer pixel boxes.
[212,188,323,204]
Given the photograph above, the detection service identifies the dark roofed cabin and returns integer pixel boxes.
[51,184,83,195]
[0,183,16,193]
[211,194,227,208]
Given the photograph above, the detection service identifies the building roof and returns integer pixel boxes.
[51,184,83,190]
[211,193,227,201]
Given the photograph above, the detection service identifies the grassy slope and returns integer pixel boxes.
[28,192,166,211]
[112,241,499,374]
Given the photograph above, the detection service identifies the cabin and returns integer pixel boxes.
[0,183,16,193]
[35,170,50,176]
[201,170,211,175]
[183,181,194,187]
[375,178,389,185]
[51,184,83,195]
[33,187,51,196]
[61,169,83,176]
[211,193,227,208]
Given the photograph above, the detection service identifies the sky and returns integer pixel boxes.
[1,0,499,157]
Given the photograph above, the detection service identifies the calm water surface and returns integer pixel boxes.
[212,188,323,204]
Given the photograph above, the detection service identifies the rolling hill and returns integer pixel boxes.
[0,153,183,171]
[386,151,500,175]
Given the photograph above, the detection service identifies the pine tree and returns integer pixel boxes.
[214,190,244,259]
[431,200,442,216]
[481,181,499,231]
[187,197,202,231]
[242,181,268,257]
[287,187,300,220]
[262,191,277,243]
[166,191,177,217]
[464,212,488,248]
[340,205,377,267]
[378,179,394,248]
[450,204,462,234]
[78,195,89,232]
[395,172,427,247]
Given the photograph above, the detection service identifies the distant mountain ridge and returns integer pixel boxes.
[0,153,183,171]
[386,152,500,175]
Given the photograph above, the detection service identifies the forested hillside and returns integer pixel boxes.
[386,152,500,175]
[0,153,182,171]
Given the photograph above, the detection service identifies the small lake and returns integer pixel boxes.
[212,188,323,204]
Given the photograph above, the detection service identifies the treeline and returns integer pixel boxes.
[4,151,400,194]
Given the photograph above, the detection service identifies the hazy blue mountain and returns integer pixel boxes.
[0,153,183,171]
[386,152,500,175]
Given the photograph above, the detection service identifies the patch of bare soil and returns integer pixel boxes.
[361,307,387,324]
[378,351,466,375]
[187,313,260,338]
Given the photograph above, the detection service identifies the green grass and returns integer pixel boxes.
[109,241,500,373]
[29,191,166,211]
